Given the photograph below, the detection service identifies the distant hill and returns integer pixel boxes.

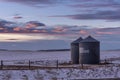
[37,49,70,52]
[0,49,70,52]
[0,49,8,51]
[105,49,120,51]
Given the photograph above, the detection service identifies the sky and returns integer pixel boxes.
[0,0,120,50]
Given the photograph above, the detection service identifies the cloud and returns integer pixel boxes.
[0,20,14,27]
[46,0,120,21]
[2,0,120,11]
[2,0,61,7]
[25,21,45,29]
[1,0,95,7]
[13,16,23,19]
[95,27,120,35]
[69,0,120,8]
[96,31,114,35]
[0,19,48,33]
[3,0,54,4]
[79,30,88,35]
[13,27,22,32]
[0,19,46,33]
[52,27,67,33]
[51,10,120,21]
[0,18,120,38]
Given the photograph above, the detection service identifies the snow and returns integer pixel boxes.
[0,51,70,61]
[101,50,120,60]
[0,50,119,80]
[0,65,120,80]
[0,50,119,61]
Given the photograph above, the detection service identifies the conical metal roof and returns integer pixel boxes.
[81,36,99,42]
[72,37,83,43]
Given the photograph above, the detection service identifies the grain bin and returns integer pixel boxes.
[71,37,83,64]
[79,36,100,64]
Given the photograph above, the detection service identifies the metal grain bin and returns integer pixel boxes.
[79,36,100,64]
[71,37,83,64]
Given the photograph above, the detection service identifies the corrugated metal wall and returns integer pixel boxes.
[71,36,100,64]
[71,37,83,64]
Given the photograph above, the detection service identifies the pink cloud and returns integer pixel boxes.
[52,27,67,33]
[96,31,114,35]
[13,16,23,19]
[32,29,48,33]
[79,30,88,35]
[13,27,22,32]
[25,21,45,29]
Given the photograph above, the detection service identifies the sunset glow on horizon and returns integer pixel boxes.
[0,33,61,42]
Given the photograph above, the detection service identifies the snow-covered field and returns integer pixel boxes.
[0,50,119,61]
[0,65,120,80]
[0,51,70,61]
[0,50,120,80]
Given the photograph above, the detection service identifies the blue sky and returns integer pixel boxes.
[0,0,119,50]
[0,0,120,27]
